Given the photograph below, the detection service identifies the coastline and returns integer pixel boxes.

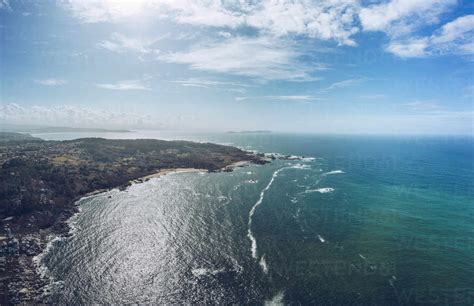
[29,163,254,302]
[82,168,209,198]
[0,135,270,304]
[9,147,309,303]
[137,167,208,181]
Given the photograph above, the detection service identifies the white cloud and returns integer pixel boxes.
[403,100,440,110]
[65,1,355,81]
[202,1,359,45]
[386,38,429,58]
[34,78,67,86]
[171,78,249,89]
[386,15,474,58]
[430,15,474,54]
[64,0,360,46]
[359,0,455,36]
[432,15,474,44]
[217,31,232,38]
[236,95,319,102]
[360,1,474,58]
[161,36,323,81]
[0,103,159,129]
[158,0,244,28]
[0,0,11,10]
[62,1,473,64]
[265,95,319,101]
[244,0,359,46]
[96,79,150,91]
[62,0,155,23]
[97,32,162,55]
[325,78,366,90]
[171,78,248,93]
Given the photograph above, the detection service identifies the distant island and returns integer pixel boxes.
[226,130,271,134]
[0,133,268,304]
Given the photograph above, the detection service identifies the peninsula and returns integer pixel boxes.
[0,133,267,303]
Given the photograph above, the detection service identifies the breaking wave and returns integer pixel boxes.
[306,188,335,194]
[323,170,345,175]
[247,164,310,269]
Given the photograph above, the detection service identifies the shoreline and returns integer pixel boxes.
[136,167,208,182]
[83,168,209,198]
[0,135,270,303]
[10,150,305,303]
[30,163,253,302]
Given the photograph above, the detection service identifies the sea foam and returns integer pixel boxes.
[306,188,335,194]
[265,291,285,305]
[323,170,345,175]
[259,255,269,274]
[248,168,285,259]
[248,164,310,265]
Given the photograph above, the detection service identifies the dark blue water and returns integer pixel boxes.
[36,133,474,305]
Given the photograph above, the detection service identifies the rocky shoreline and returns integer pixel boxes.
[0,136,310,303]
[2,198,78,304]
[0,136,269,304]
[2,163,269,304]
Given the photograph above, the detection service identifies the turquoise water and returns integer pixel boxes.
[36,132,474,304]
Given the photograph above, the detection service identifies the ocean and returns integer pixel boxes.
[33,132,474,305]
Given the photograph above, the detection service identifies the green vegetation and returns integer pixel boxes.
[0,132,43,143]
[0,133,266,303]
[0,134,264,224]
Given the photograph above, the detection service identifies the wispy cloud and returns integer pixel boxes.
[61,1,358,86]
[161,36,324,81]
[34,78,67,86]
[0,0,11,11]
[97,32,162,56]
[430,15,474,55]
[96,79,150,91]
[325,78,366,91]
[63,0,473,61]
[62,0,154,23]
[243,1,359,46]
[170,78,249,93]
[359,94,388,100]
[360,0,474,58]
[236,95,320,102]
[64,0,360,46]
[403,100,440,111]
[386,15,474,58]
[170,78,249,88]
[386,38,430,58]
[359,0,455,36]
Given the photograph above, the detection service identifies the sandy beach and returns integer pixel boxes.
[138,168,208,181]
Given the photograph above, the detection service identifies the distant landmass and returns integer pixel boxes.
[226,130,271,134]
[0,125,131,134]
[0,132,267,303]
[0,132,43,143]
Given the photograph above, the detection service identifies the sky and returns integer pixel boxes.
[0,0,473,135]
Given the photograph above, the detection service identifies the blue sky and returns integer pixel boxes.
[0,0,473,134]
